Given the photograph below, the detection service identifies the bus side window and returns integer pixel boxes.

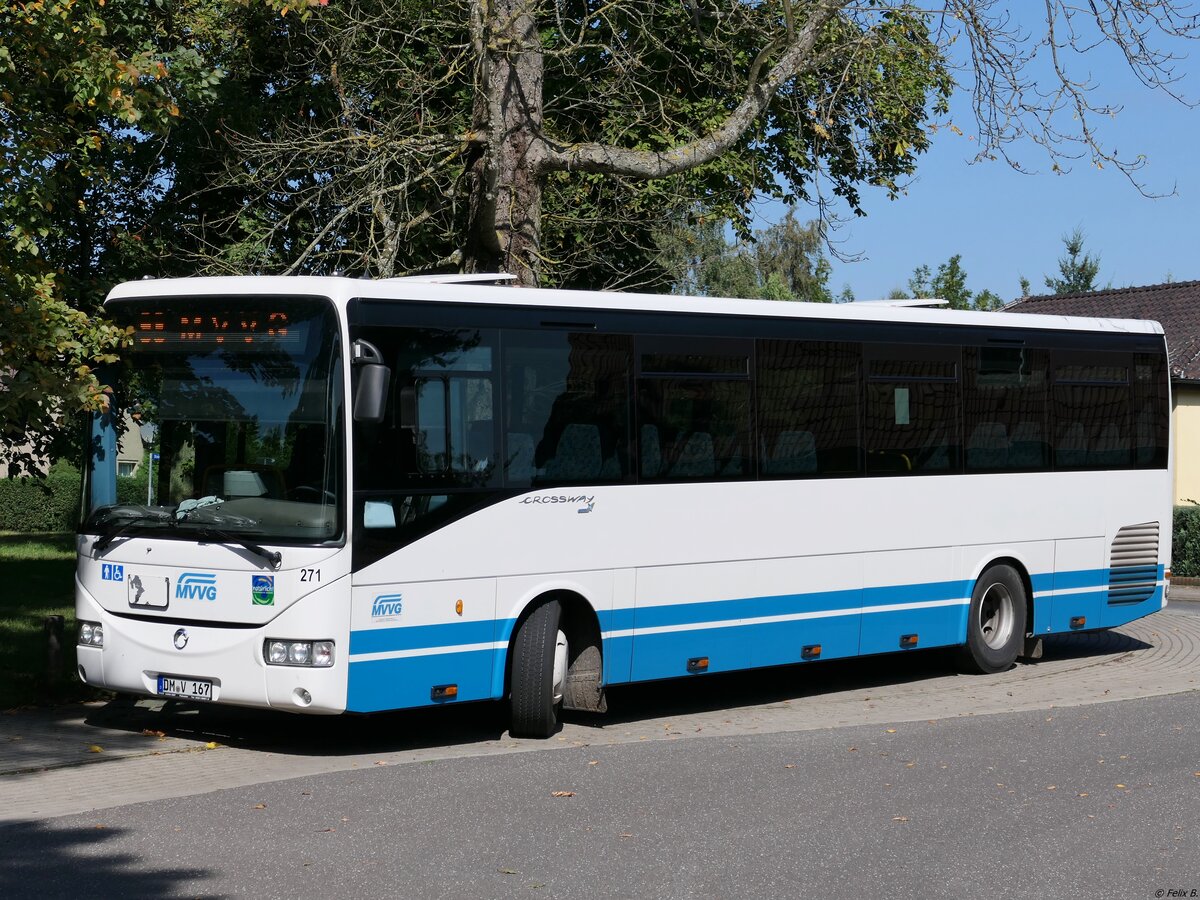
[757,340,859,478]
[1051,352,1131,470]
[503,331,633,487]
[636,337,752,482]
[963,346,1050,472]
[863,345,960,475]
[1133,352,1169,468]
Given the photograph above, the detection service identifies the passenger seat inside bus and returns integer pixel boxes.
[1009,421,1046,469]
[543,423,603,481]
[1089,423,1127,467]
[1056,422,1088,467]
[764,430,817,475]
[669,432,715,478]
[641,424,662,478]
[966,422,1008,470]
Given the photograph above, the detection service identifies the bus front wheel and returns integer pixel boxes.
[510,600,568,738]
[956,564,1027,675]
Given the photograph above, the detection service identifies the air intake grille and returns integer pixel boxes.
[1108,522,1160,605]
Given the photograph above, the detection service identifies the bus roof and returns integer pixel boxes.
[105,275,1165,337]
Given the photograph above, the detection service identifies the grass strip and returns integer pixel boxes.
[0,533,102,709]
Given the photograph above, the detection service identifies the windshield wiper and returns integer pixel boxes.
[92,511,173,552]
[189,526,282,570]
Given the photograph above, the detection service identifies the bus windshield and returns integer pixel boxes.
[82,295,344,545]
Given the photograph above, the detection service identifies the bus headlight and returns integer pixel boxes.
[264,639,334,667]
[78,621,104,647]
[313,641,334,667]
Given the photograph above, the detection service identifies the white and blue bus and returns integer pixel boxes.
[76,275,1172,737]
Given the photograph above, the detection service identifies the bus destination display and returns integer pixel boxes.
[134,310,300,349]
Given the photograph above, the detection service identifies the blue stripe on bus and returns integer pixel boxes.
[624,579,971,635]
[1052,569,1109,591]
[349,619,501,655]
[343,568,1162,708]
[347,648,496,712]
[347,567,1128,660]
[1030,573,1055,593]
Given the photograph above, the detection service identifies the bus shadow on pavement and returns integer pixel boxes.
[79,650,960,754]
[1039,628,1153,662]
[79,627,1155,753]
[82,693,513,758]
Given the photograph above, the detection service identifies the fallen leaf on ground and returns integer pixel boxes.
[892,816,909,823]
[141,729,166,738]
[588,760,599,766]
[886,729,897,734]
[551,791,576,798]
[498,868,519,875]
[1116,784,1127,789]
[205,742,219,749]
[784,764,795,769]
[87,745,103,753]
[252,803,267,810]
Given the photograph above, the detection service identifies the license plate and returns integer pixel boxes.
[157,675,213,701]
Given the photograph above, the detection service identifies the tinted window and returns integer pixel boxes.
[863,345,960,474]
[503,332,633,486]
[757,340,860,476]
[963,347,1050,471]
[1133,352,1169,467]
[1052,351,1131,469]
[637,337,752,481]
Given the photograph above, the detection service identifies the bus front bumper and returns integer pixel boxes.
[75,578,347,714]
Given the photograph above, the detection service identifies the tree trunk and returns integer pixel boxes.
[467,0,545,286]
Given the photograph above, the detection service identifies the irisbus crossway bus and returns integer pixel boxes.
[76,275,1172,737]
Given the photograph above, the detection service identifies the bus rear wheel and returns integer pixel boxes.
[955,564,1027,675]
[510,599,568,738]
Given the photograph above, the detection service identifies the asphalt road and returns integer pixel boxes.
[2,690,1198,900]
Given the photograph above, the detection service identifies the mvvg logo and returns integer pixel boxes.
[176,572,217,601]
[371,594,403,618]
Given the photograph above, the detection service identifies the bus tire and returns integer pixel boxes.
[510,600,568,738]
[955,564,1027,675]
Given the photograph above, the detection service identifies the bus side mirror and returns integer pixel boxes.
[352,340,390,424]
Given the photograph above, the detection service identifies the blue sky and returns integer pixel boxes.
[755,21,1200,303]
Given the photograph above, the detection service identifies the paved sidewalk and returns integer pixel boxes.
[3,598,1198,821]
[0,699,215,777]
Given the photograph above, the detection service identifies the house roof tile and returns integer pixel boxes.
[1004,280,1200,381]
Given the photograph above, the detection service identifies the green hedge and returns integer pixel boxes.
[0,460,155,532]
[1173,506,1200,577]
[0,462,82,532]
[116,467,149,506]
